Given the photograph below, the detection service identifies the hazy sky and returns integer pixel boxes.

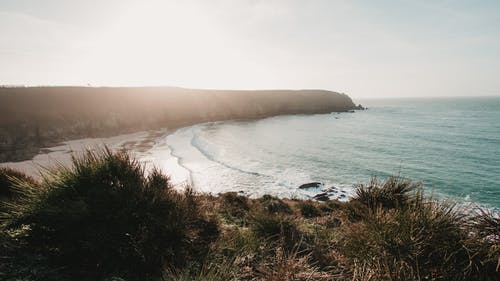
[1,0,499,98]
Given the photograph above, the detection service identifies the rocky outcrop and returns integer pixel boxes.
[0,86,358,162]
[310,185,349,201]
[298,182,323,189]
[313,192,330,201]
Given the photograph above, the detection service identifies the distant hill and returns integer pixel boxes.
[0,86,358,162]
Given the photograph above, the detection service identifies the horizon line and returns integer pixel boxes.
[1,84,499,99]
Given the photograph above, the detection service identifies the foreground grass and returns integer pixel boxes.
[0,150,498,280]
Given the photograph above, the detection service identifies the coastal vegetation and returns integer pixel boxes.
[0,150,498,280]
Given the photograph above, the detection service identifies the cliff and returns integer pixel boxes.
[0,86,357,162]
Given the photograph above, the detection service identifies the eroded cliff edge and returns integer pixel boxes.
[0,86,359,162]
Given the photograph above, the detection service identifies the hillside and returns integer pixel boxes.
[0,150,498,280]
[0,86,359,162]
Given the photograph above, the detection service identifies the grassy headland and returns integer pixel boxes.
[0,150,498,281]
[0,86,360,162]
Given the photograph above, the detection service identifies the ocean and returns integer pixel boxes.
[166,96,500,209]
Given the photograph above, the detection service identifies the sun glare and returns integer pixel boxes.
[76,1,254,88]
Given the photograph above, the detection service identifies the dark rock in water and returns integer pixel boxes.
[299,182,323,189]
[348,110,355,113]
[339,194,347,199]
[313,192,330,201]
[355,104,365,110]
[322,186,337,193]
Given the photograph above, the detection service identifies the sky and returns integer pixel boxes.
[1,0,499,98]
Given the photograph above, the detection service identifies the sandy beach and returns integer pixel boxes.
[0,128,190,186]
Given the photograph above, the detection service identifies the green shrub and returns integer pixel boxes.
[2,163,497,281]
[2,149,218,280]
[258,195,292,214]
[253,244,328,281]
[165,266,237,281]
[472,209,500,241]
[220,192,250,223]
[297,201,321,218]
[354,177,420,210]
[342,200,369,222]
[249,212,301,249]
[464,209,500,279]
[0,167,35,200]
[341,184,499,281]
[318,200,342,213]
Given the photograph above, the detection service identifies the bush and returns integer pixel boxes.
[2,163,497,280]
[354,177,420,210]
[471,209,500,242]
[165,261,238,281]
[220,192,250,219]
[341,178,499,281]
[0,167,35,200]
[249,212,301,249]
[254,245,328,281]
[258,195,292,214]
[342,200,369,222]
[1,149,218,280]
[297,201,321,218]
[318,200,342,213]
[464,209,500,279]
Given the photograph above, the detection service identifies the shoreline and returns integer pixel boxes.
[163,117,359,201]
[0,128,172,180]
[0,112,353,186]
[0,113,359,201]
[0,86,359,162]
[1,116,498,211]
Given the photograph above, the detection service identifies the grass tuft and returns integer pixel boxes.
[0,167,36,200]
[1,148,218,280]
[220,192,251,225]
[297,200,321,218]
[1,163,498,280]
[354,177,420,210]
[258,195,292,214]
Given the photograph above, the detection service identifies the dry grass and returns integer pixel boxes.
[0,150,498,280]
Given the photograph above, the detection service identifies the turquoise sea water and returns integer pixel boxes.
[167,97,500,209]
